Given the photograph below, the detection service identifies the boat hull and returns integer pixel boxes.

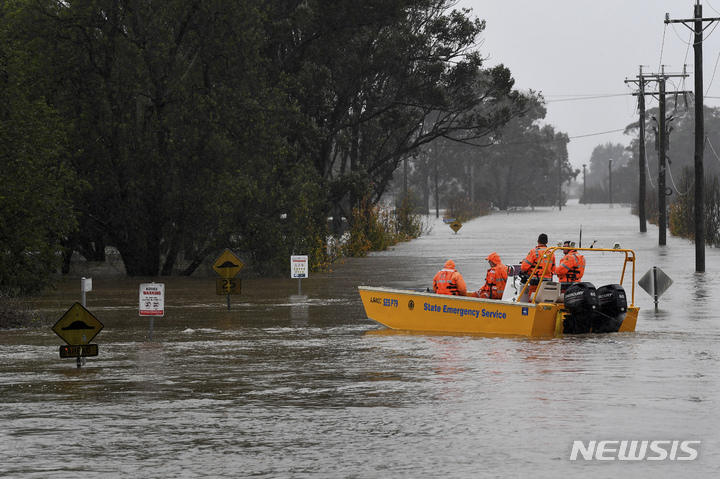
[359,286,638,336]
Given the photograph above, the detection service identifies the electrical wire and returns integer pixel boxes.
[659,24,668,74]
[709,0,720,16]
[666,158,694,196]
[707,49,720,97]
[706,134,720,163]
[543,93,631,103]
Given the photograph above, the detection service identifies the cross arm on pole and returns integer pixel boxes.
[665,13,720,33]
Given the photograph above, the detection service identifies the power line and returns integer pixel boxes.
[543,93,632,103]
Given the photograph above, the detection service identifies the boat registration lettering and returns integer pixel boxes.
[370,297,398,307]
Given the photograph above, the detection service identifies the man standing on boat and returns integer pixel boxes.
[433,260,467,296]
[470,252,508,299]
[520,233,556,294]
[556,240,586,283]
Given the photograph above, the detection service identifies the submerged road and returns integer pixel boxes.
[1,201,718,478]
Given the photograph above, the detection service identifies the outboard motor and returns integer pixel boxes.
[594,284,627,333]
[562,282,598,334]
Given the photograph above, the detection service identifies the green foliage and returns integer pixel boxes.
[444,197,490,223]
[667,167,720,246]
[0,0,530,286]
[343,198,393,257]
[1,12,79,294]
[462,96,577,210]
[0,293,53,329]
[283,170,333,274]
[394,192,429,241]
[343,195,430,257]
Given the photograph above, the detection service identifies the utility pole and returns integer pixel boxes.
[558,156,562,211]
[625,66,649,232]
[608,159,613,207]
[582,164,587,204]
[434,139,439,219]
[626,67,688,246]
[666,1,720,272]
[658,73,668,245]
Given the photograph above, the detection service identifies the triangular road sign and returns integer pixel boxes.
[53,303,104,345]
[212,249,245,278]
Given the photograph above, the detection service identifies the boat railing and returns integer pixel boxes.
[516,246,636,307]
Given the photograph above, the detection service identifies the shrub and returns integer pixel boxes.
[0,292,52,329]
[666,167,720,246]
[342,195,432,257]
[443,197,490,223]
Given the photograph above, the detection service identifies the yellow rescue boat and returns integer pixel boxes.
[359,246,639,336]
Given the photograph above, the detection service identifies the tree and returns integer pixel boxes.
[0,4,78,294]
[586,142,632,188]
[472,95,574,210]
[264,0,529,231]
[19,0,300,276]
[2,0,532,282]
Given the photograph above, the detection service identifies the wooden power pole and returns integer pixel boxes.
[666,1,720,272]
[625,66,650,233]
[626,67,688,246]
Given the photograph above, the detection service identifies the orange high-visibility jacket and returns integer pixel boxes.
[521,244,555,279]
[472,252,508,299]
[433,260,467,296]
[556,250,586,282]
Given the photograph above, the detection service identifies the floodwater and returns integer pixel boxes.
[1,201,718,478]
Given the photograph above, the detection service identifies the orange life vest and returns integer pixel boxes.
[521,244,555,279]
[556,250,586,282]
[433,268,467,296]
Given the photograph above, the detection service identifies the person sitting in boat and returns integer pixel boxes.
[556,240,586,283]
[470,252,508,299]
[433,260,467,296]
[520,233,556,294]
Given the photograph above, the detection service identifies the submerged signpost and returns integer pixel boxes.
[140,282,165,340]
[53,278,104,368]
[291,255,308,294]
[443,218,462,234]
[212,248,244,310]
[638,266,674,308]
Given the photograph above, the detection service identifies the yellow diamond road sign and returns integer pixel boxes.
[450,220,462,233]
[212,249,245,278]
[53,302,104,346]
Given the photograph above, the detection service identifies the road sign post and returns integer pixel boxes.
[212,249,244,310]
[53,302,104,368]
[140,283,165,341]
[80,277,92,307]
[291,255,309,294]
[638,266,673,308]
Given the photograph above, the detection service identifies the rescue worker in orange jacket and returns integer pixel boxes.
[520,233,556,294]
[470,252,508,299]
[556,240,586,283]
[433,260,467,296]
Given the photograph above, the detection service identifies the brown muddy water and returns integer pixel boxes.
[1,201,718,478]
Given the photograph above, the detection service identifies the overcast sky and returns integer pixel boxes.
[457,0,720,170]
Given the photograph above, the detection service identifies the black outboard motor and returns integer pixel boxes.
[594,284,627,333]
[562,282,598,334]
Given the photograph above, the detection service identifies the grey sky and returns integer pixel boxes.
[457,0,720,169]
